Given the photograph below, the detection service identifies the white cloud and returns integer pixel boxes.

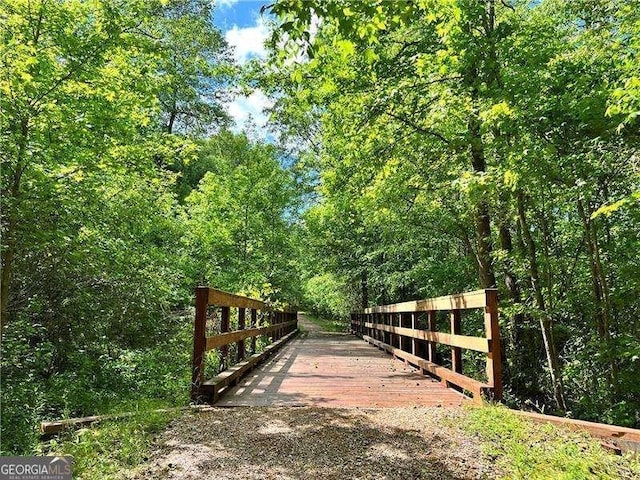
[225,16,270,64]
[223,15,275,138]
[227,89,274,137]
[215,0,240,8]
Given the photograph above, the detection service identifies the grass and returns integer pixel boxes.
[459,404,640,479]
[303,312,350,332]
[40,404,182,480]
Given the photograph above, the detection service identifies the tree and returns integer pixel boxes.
[266,0,640,422]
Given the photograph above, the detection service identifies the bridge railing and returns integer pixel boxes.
[350,289,501,403]
[191,287,298,402]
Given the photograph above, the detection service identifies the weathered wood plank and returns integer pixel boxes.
[451,310,462,374]
[237,307,246,361]
[205,320,297,351]
[484,289,502,400]
[41,405,224,435]
[363,289,495,314]
[363,322,490,352]
[207,288,268,310]
[216,316,467,408]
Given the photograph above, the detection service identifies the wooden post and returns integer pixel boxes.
[394,313,400,348]
[450,309,462,374]
[427,310,437,363]
[401,313,407,353]
[250,309,257,354]
[485,289,502,400]
[372,313,377,341]
[411,313,417,355]
[220,306,230,371]
[237,308,246,362]
[385,313,390,345]
[191,287,209,401]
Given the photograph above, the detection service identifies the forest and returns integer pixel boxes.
[1,0,639,458]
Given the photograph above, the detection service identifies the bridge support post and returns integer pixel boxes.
[237,308,246,362]
[191,286,208,402]
[450,310,462,374]
[221,306,230,371]
[250,309,257,354]
[427,311,437,364]
[484,289,502,400]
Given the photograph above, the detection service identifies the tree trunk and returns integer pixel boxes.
[468,112,496,288]
[517,190,567,412]
[576,198,618,393]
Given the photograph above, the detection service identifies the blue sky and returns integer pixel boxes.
[213,1,274,136]
[214,0,267,30]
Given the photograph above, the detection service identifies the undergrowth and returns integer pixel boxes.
[40,407,180,480]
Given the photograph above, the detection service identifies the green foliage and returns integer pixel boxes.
[181,134,303,303]
[266,0,640,425]
[302,273,352,320]
[461,405,640,479]
[0,0,302,456]
[43,408,179,479]
[303,313,350,333]
[2,0,640,461]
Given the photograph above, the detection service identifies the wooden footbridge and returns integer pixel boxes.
[191,287,502,407]
[188,290,640,452]
[41,286,640,453]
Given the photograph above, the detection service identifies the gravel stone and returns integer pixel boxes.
[130,406,498,479]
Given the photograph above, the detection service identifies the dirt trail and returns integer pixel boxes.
[295,313,325,334]
[131,406,494,480]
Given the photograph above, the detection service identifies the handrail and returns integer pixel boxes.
[351,288,501,403]
[206,288,269,311]
[191,286,298,401]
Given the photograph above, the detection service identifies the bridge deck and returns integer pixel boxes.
[215,316,466,408]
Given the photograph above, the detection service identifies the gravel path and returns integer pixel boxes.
[131,406,496,479]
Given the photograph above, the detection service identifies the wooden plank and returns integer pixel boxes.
[205,320,297,351]
[216,317,467,408]
[41,405,236,435]
[362,335,491,402]
[207,288,268,310]
[363,289,495,314]
[512,410,640,453]
[410,313,417,355]
[363,322,490,352]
